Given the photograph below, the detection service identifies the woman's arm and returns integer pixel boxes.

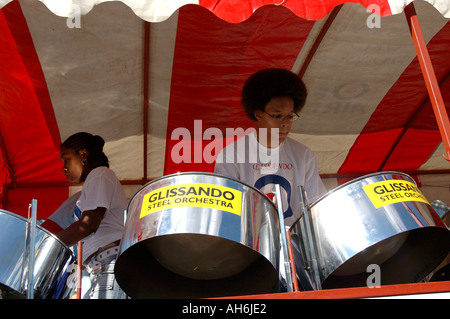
[57,207,106,247]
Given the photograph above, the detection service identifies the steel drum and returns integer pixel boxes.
[115,172,281,298]
[290,172,450,289]
[0,209,74,299]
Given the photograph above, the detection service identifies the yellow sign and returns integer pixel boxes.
[363,180,429,208]
[140,183,243,218]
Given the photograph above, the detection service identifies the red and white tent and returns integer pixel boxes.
[0,0,449,220]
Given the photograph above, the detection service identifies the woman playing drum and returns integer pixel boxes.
[47,132,127,299]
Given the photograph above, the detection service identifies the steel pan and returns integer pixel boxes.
[290,172,450,289]
[115,172,281,298]
[0,209,74,299]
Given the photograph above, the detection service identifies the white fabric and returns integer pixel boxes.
[388,0,450,18]
[214,131,327,227]
[3,0,449,19]
[76,167,127,263]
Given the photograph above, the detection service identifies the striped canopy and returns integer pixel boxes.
[0,0,449,218]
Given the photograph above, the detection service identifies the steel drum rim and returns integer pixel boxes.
[306,171,413,209]
[126,171,277,212]
[289,170,447,233]
[0,209,73,252]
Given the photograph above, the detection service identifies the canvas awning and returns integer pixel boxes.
[0,0,449,219]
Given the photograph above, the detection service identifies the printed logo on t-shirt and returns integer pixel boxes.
[252,163,293,171]
[254,175,293,218]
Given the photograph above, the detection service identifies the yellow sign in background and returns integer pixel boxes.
[363,180,429,208]
[140,183,243,218]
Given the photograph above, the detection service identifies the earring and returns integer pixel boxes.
[82,159,87,166]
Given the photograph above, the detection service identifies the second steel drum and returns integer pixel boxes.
[115,172,281,298]
[0,209,74,299]
[290,172,450,289]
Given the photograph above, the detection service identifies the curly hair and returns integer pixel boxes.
[61,132,109,168]
[241,68,307,121]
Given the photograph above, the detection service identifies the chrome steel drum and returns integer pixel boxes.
[290,172,450,289]
[0,210,74,299]
[115,172,280,298]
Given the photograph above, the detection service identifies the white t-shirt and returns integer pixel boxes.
[76,167,127,263]
[214,131,326,227]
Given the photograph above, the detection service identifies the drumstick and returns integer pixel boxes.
[76,241,82,299]
[286,230,300,292]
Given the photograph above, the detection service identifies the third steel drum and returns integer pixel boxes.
[290,172,450,289]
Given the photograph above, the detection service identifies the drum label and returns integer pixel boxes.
[139,183,243,218]
[362,180,429,208]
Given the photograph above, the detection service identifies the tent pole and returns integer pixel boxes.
[76,241,82,299]
[296,5,342,78]
[143,21,151,181]
[404,3,450,162]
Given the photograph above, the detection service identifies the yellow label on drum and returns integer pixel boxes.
[140,183,243,218]
[362,180,429,209]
